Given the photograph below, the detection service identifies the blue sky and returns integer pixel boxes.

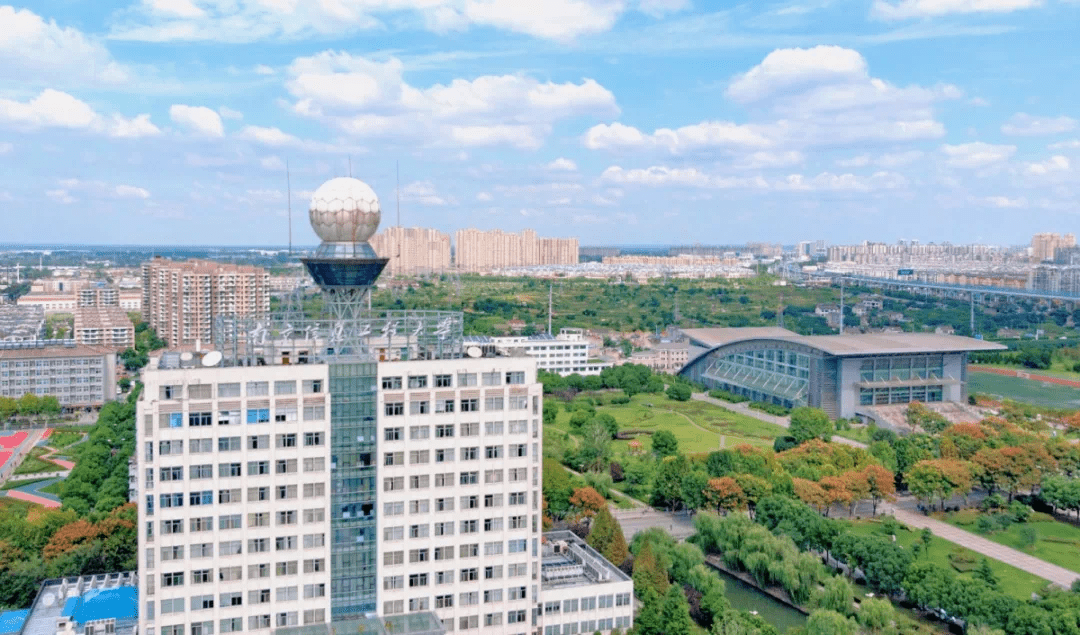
[0,0,1077,247]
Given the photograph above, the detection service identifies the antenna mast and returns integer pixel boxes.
[548,283,553,336]
[286,159,292,257]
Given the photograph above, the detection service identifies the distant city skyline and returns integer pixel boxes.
[0,2,1077,245]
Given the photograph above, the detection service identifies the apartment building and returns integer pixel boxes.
[142,259,270,346]
[485,329,610,377]
[370,228,452,277]
[74,306,135,349]
[539,532,634,635]
[454,230,578,273]
[1032,232,1077,263]
[375,356,543,633]
[137,363,334,635]
[0,342,117,407]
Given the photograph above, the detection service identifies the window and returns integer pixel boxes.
[273,380,296,395]
[485,445,502,459]
[161,385,180,400]
[506,371,525,384]
[190,517,213,532]
[409,499,430,514]
[460,447,478,461]
[248,460,270,475]
[509,586,527,600]
[193,595,215,610]
[616,593,631,606]
[508,539,527,553]
[383,575,404,590]
[459,471,478,485]
[277,485,297,500]
[435,424,454,438]
[434,546,454,561]
[435,497,454,512]
[275,561,297,576]
[162,572,184,587]
[276,459,297,474]
[161,545,184,561]
[384,551,404,566]
[409,450,429,465]
[509,467,527,482]
[160,466,184,481]
[246,409,270,424]
[435,522,454,536]
[274,407,297,423]
[276,510,297,525]
[302,405,325,421]
[303,533,325,548]
[159,493,183,508]
[409,425,430,440]
[509,395,528,410]
[159,440,183,455]
[509,491,527,505]
[460,520,478,534]
[485,421,504,435]
[460,568,478,582]
[161,519,183,535]
[384,501,404,516]
[217,410,240,426]
[435,594,453,608]
[484,396,503,411]
[304,432,324,446]
[384,477,404,492]
[484,469,503,484]
[248,616,271,631]
[511,443,527,457]
[247,381,269,396]
[484,541,503,555]
[190,464,212,479]
[217,383,241,398]
[303,610,325,626]
[302,558,324,573]
[191,438,213,453]
[303,508,325,523]
[409,400,429,415]
[381,376,402,390]
[436,570,454,585]
[219,619,242,634]
[189,412,212,427]
[192,569,212,584]
[461,495,478,509]
[458,373,477,386]
[303,483,325,498]
[508,610,526,623]
[167,413,183,428]
[482,371,501,386]
[435,374,452,388]
[220,592,242,607]
[190,490,213,506]
[461,422,479,437]
[460,398,479,412]
[484,518,503,532]
[303,457,325,472]
[434,472,453,487]
[383,526,404,541]
[384,452,404,466]
[409,548,429,563]
[248,435,268,450]
[408,523,430,539]
[248,487,269,502]
[218,489,241,504]
[435,399,454,413]
[303,379,323,394]
[384,402,404,416]
[218,437,240,452]
[408,375,428,389]
[384,427,403,441]
[303,584,325,599]
[509,420,527,434]
[276,536,297,551]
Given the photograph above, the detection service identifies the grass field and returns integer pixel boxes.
[13,447,62,475]
[938,510,1080,574]
[0,476,52,490]
[0,496,34,516]
[40,480,64,495]
[847,518,1050,600]
[545,392,787,459]
[969,372,1080,409]
[47,428,86,449]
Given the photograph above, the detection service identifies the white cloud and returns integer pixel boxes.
[940,142,1016,168]
[600,165,768,189]
[115,184,151,199]
[1049,139,1080,150]
[1001,112,1077,136]
[0,6,128,86]
[110,0,630,43]
[260,155,286,171]
[236,125,303,147]
[254,64,275,75]
[836,154,871,168]
[286,51,618,149]
[402,180,452,206]
[872,0,1042,20]
[838,150,924,168]
[584,120,771,153]
[218,106,243,120]
[983,195,1027,208]
[776,171,908,192]
[1024,155,1071,175]
[0,142,11,154]
[45,189,76,204]
[170,104,225,137]
[476,191,493,202]
[0,89,160,138]
[736,150,804,169]
[57,178,152,199]
[727,45,867,104]
[546,158,578,171]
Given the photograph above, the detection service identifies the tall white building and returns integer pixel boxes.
[488,329,611,377]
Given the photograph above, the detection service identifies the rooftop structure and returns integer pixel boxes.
[679,327,1005,419]
[540,531,634,634]
[20,573,137,635]
[0,305,44,342]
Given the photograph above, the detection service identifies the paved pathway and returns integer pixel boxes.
[691,393,867,449]
[887,505,1080,589]
[612,507,696,542]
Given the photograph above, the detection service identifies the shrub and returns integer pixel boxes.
[773,436,799,452]
[750,401,792,417]
[1009,500,1032,523]
[950,509,980,526]
[610,395,631,405]
[708,389,748,404]
[948,549,978,573]
[610,462,625,483]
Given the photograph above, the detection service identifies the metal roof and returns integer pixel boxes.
[682,327,1007,357]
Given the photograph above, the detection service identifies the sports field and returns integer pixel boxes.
[969,371,1080,409]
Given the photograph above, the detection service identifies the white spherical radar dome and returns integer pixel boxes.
[308,177,382,243]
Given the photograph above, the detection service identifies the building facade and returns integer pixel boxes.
[679,327,1005,419]
[74,306,135,349]
[487,329,610,376]
[454,230,578,273]
[142,259,270,346]
[0,342,117,407]
[1032,232,1076,263]
[539,532,634,635]
[370,228,452,277]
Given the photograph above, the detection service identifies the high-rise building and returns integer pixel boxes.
[73,306,135,349]
[370,227,452,276]
[135,177,629,635]
[142,259,270,346]
[454,230,578,273]
[1031,232,1077,263]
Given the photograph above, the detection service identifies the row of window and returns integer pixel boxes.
[381,371,525,391]
[153,458,325,484]
[157,609,325,635]
[150,482,324,510]
[383,472,534,493]
[383,520,533,541]
[150,533,324,567]
[383,566,530,591]
[381,540,531,568]
[160,560,325,587]
[384,422,535,441]
[543,594,631,614]
[382,444,528,466]
[384,396,527,416]
[542,617,632,635]
[152,436,327,457]
[381,607,529,631]
[160,380,323,401]
[158,584,325,614]
[158,406,326,429]
[150,508,325,537]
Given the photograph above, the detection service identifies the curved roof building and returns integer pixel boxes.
[678,327,1006,419]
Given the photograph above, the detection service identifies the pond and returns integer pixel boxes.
[709,564,807,633]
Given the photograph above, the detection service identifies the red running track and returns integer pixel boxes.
[0,451,11,468]
[0,431,27,449]
[971,366,1080,389]
[6,489,61,508]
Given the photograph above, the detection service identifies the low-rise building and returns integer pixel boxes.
[0,342,117,408]
[629,341,690,373]
[19,573,137,635]
[488,328,612,376]
[0,305,44,342]
[73,307,135,349]
[540,531,634,635]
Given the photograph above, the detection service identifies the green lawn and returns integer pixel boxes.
[834,426,871,444]
[0,476,52,490]
[13,447,62,475]
[39,480,64,495]
[546,392,788,458]
[47,428,86,449]
[938,510,1080,575]
[846,518,1050,600]
[968,371,1080,409]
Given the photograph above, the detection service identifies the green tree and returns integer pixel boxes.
[666,383,691,402]
[815,576,854,615]
[659,585,693,635]
[587,507,629,566]
[652,430,679,457]
[975,558,998,589]
[632,541,669,597]
[634,587,663,635]
[790,407,832,444]
[542,458,574,519]
[543,399,559,425]
[805,610,856,635]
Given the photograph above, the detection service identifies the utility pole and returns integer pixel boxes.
[547,284,553,336]
[970,293,976,337]
[839,276,845,334]
[286,159,292,257]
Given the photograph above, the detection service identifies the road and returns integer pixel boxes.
[691,393,867,449]
[612,507,696,541]
[884,503,1080,589]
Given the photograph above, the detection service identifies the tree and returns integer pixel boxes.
[578,419,613,471]
[790,407,832,444]
[906,459,974,509]
[543,458,574,519]
[862,465,897,516]
[569,487,607,523]
[815,576,854,615]
[659,585,693,635]
[975,558,998,589]
[587,507,629,566]
[634,587,663,635]
[652,455,690,511]
[666,383,691,402]
[652,430,679,457]
[633,541,670,598]
[543,400,559,425]
[704,477,745,514]
[805,610,857,635]
[681,470,711,514]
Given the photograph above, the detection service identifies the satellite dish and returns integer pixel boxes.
[179,352,194,362]
[466,346,482,359]
[202,351,223,367]
[41,593,56,607]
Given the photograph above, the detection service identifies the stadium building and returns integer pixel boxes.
[678,327,1005,419]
